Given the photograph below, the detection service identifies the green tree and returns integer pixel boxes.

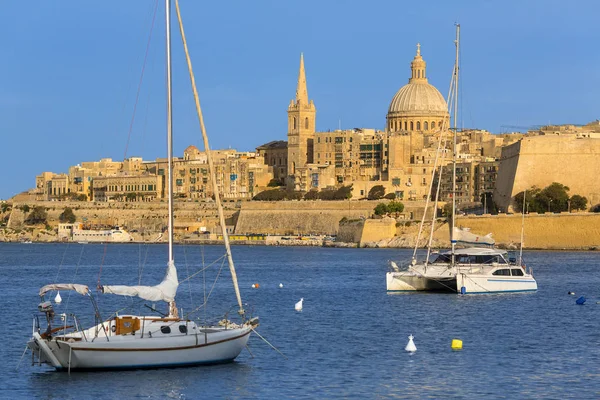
[1,203,10,213]
[591,204,600,213]
[374,203,389,216]
[59,207,77,223]
[442,203,453,219]
[76,194,88,201]
[387,201,405,216]
[253,189,286,201]
[383,192,396,200]
[333,185,353,200]
[267,179,281,187]
[368,185,386,200]
[539,182,570,212]
[569,194,588,211]
[126,192,137,202]
[20,204,31,213]
[25,206,47,225]
[304,190,319,200]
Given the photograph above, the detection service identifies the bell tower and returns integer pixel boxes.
[287,53,316,176]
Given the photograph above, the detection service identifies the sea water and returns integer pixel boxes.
[1,243,599,399]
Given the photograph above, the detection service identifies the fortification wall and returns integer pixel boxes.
[360,218,396,246]
[432,213,600,250]
[235,200,429,235]
[495,136,600,211]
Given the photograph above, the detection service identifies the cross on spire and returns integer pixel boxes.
[416,43,421,56]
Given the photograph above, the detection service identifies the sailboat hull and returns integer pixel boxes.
[28,326,252,371]
[457,273,537,294]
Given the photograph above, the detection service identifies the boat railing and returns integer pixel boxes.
[32,312,88,341]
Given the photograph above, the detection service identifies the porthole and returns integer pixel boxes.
[179,325,187,334]
[160,326,171,334]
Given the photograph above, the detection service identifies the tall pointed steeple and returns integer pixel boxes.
[287,53,316,178]
[295,53,309,105]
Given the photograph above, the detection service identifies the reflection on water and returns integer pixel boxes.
[1,244,600,398]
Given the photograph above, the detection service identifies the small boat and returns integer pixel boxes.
[387,247,537,293]
[386,25,536,295]
[26,0,258,371]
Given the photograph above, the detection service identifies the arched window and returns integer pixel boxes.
[431,121,436,130]
[404,121,407,130]
[410,121,414,130]
[424,121,428,130]
[305,118,309,129]
[293,117,297,130]
[417,70,421,78]
[417,121,421,130]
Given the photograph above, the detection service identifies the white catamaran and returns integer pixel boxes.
[386,25,537,294]
[27,0,258,371]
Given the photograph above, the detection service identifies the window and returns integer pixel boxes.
[293,117,297,130]
[305,118,309,129]
[424,121,429,130]
[431,121,436,129]
[179,325,188,334]
[492,269,511,276]
[511,269,524,276]
[410,121,414,130]
[416,121,421,130]
[160,326,171,334]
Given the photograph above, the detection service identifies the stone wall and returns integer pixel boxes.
[235,200,430,235]
[433,213,600,250]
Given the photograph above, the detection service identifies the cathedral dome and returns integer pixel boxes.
[388,82,447,116]
[386,44,449,133]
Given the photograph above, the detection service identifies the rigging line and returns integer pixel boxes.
[122,0,159,161]
[184,257,227,319]
[250,328,288,360]
[96,242,108,291]
[52,241,71,289]
[65,245,86,313]
[182,243,195,312]
[178,253,227,284]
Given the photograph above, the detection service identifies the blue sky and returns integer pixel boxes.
[1,0,598,199]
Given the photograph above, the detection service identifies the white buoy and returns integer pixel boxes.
[55,291,62,304]
[295,298,303,312]
[405,334,417,352]
[279,283,283,288]
[568,291,575,295]
[251,284,256,289]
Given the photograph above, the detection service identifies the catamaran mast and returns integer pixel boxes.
[165,0,177,317]
[451,23,460,265]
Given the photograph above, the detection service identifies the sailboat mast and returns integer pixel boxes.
[166,0,174,264]
[451,23,460,263]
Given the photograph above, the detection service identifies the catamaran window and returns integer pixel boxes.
[492,269,511,276]
[511,269,524,276]
[179,325,187,334]
[160,326,171,334]
[432,254,451,263]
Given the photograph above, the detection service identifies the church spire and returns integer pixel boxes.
[295,53,309,105]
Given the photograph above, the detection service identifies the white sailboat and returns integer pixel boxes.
[386,25,537,294]
[27,0,258,371]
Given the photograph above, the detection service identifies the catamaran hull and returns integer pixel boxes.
[386,272,456,292]
[28,328,252,371]
[457,274,538,294]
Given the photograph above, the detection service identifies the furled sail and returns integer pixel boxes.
[102,261,179,302]
[452,227,494,247]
